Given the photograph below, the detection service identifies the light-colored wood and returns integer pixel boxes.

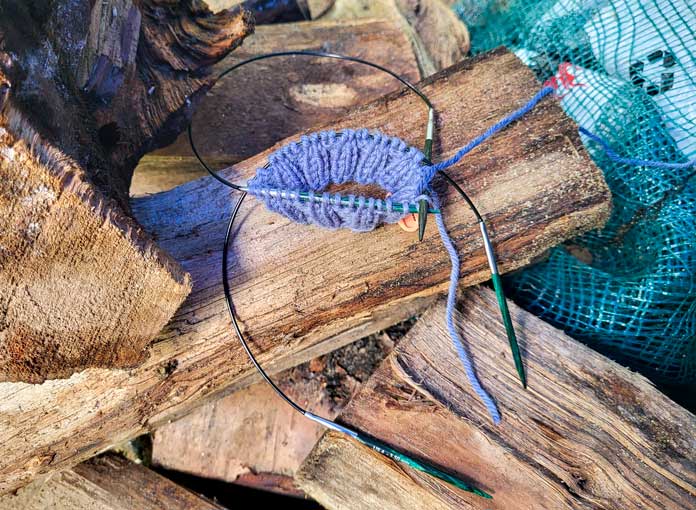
[0,0,252,382]
[133,18,421,195]
[151,334,394,496]
[0,108,191,383]
[306,0,470,76]
[0,50,609,494]
[297,288,696,510]
[0,453,225,510]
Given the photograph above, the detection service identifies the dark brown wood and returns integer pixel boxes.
[0,1,252,382]
[0,453,226,510]
[151,334,394,497]
[297,289,696,510]
[0,49,609,494]
[1,0,253,209]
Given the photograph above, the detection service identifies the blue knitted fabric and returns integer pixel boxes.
[247,129,428,231]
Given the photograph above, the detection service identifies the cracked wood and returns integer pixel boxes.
[297,288,696,510]
[0,49,609,494]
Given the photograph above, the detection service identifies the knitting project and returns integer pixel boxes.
[247,129,429,231]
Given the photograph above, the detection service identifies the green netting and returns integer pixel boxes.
[454,0,696,383]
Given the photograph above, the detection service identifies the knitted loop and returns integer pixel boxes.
[247,129,430,231]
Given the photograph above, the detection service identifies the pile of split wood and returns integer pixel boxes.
[0,1,694,509]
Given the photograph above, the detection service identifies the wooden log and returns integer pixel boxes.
[0,453,225,510]
[296,288,696,510]
[132,17,421,195]
[306,0,470,76]
[0,49,610,494]
[0,1,252,382]
[151,334,395,497]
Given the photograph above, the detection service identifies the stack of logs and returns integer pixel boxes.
[0,0,693,509]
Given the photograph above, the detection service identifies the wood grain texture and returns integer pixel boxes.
[0,453,225,510]
[0,0,253,209]
[0,50,609,494]
[151,334,394,497]
[297,288,696,510]
[133,17,421,195]
[306,0,470,76]
[0,107,191,382]
[0,0,252,381]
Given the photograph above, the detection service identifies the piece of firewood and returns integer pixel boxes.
[132,17,421,195]
[151,334,395,497]
[306,0,470,76]
[296,288,696,510]
[0,1,252,382]
[0,453,225,510]
[0,49,610,494]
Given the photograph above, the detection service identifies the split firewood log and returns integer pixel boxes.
[0,1,252,382]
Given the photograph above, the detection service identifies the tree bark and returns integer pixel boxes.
[297,289,696,510]
[0,49,609,494]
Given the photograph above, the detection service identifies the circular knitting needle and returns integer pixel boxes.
[190,50,529,478]
[222,190,492,499]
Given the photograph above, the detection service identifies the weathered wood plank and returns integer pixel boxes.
[151,334,394,497]
[0,453,225,510]
[0,49,609,494]
[297,288,696,509]
[132,17,421,195]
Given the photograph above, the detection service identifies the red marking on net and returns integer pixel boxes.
[544,63,585,98]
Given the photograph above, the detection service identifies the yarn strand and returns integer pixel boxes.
[432,192,502,424]
[426,86,555,177]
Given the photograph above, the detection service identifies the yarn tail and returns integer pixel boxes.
[431,193,501,425]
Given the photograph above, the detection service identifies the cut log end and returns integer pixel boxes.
[0,0,254,382]
[0,105,191,383]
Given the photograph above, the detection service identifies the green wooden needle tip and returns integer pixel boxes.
[356,433,492,499]
[491,273,526,388]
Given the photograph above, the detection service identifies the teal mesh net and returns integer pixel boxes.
[454,0,696,384]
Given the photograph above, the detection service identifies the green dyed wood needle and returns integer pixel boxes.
[479,220,526,388]
[491,273,526,388]
[355,432,493,499]
[418,111,435,242]
[304,412,492,499]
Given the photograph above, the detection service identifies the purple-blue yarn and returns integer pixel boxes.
[248,129,427,231]
[579,126,696,170]
[247,126,505,422]
[431,192,502,424]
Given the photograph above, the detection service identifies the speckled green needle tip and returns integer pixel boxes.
[491,273,526,388]
[357,433,493,499]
